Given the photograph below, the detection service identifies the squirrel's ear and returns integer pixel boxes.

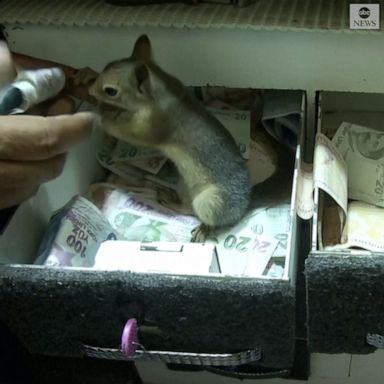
[131,35,152,61]
[135,63,150,94]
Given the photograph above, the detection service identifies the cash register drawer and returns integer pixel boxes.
[0,29,308,376]
[307,91,384,354]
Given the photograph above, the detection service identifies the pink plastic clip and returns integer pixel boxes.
[121,318,139,357]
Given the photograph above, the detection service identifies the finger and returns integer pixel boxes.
[29,96,75,116]
[46,96,75,115]
[0,186,39,210]
[0,155,66,187]
[12,52,76,77]
[12,53,98,102]
[0,112,96,161]
[66,68,99,102]
[0,42,16,87]
[65,84,94,102]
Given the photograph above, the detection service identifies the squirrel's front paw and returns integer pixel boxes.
[68,67,99,87]
[191,224,217,243]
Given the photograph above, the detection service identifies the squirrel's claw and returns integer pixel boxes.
[191,224,217,243]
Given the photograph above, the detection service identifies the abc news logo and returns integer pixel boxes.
[350,4,380,30]
[358,7,371,19]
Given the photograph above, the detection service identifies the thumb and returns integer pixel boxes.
[28,96,76,116]
[0,42,16,87]
[46,96,76,116]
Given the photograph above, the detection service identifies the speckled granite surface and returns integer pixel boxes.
[0,265,295,370]
[306,254,384,354]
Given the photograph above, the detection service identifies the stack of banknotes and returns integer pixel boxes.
[36,87,292,278]
[308,121,384,252]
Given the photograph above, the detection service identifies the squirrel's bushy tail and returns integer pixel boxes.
[250,128,296,209]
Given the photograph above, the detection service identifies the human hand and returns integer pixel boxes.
[11,51,98,102]
[0,42,96,210]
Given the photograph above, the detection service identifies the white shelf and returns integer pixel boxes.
[0,0,366,32]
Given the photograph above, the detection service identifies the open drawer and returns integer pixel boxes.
[0,26,308,377]
[307,91,384,354]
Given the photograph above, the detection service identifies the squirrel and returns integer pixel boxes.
[86,35,294,241]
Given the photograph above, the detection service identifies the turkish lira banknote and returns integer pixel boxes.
[215,204,291,277]
[35,196,121,267]
[314,132,348,219]
[332,122,384,207]
[88,183,200,243]
[324,201,384,252]
[97,135,179,189]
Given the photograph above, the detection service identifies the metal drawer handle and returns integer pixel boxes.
[82,318,262,366]
[82,344,262,366]
[367,333,384,348]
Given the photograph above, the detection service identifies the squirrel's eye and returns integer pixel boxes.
[103,86,119,97]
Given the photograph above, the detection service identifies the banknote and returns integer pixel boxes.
[332,122,384,207]
[262,256,286,279]
[88,183,200,243]
[35,196,121,267]
[127,156,167,175]
[246,138,275,186]
[106,173,177,199]
[97,135,178,189]
[296,163,315,220]
[111,137,167,174]
[88,181,290,278]
[111,140,162,161]
[215,204,291,277]
[98,135,167,175]
[97,135,145,178]
[89,182,159,205]
[198,86,256,110]
[314,133,348,220]
[98,153,147,181]
[320,205,345,249]
[324,201,384,252]
[143,160,179,189]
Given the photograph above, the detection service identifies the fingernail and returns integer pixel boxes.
[76,111,101,130]
[90,112,102,130]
